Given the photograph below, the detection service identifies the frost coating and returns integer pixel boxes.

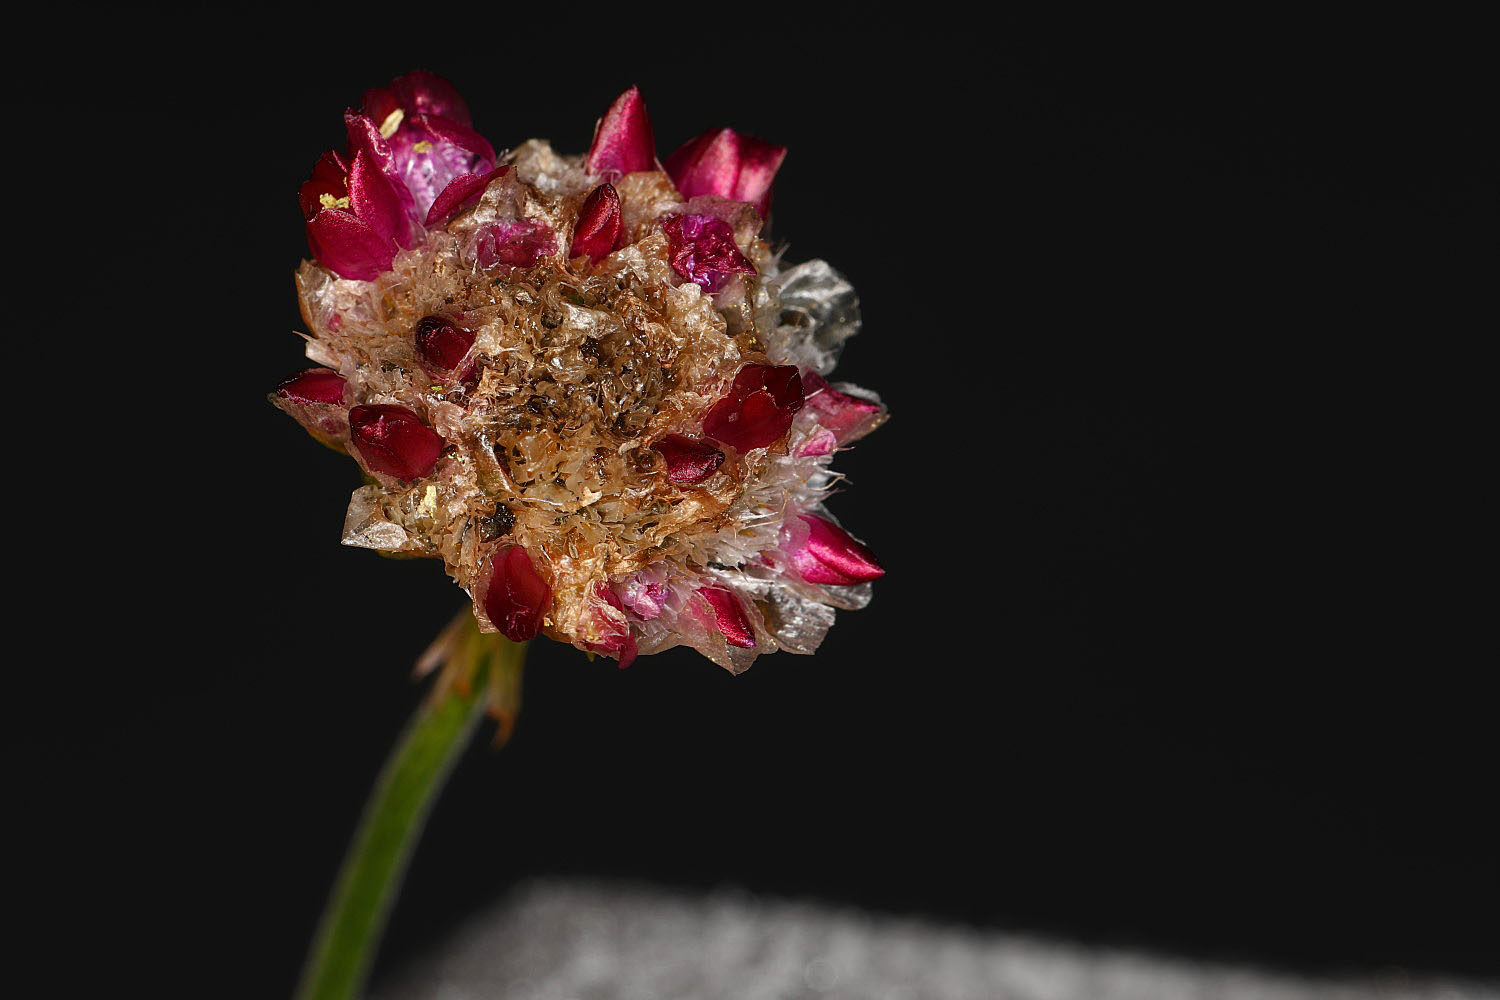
[273,79,886,673]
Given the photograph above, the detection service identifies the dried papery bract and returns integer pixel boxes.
[272,75,887,674]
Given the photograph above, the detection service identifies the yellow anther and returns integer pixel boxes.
[379,108,405,139]
[319,193,352,210]
[412,141,434,154]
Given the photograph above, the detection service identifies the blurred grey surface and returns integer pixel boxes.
[375,880,1497,1000]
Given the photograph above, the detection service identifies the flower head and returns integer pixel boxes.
[272,79,887,673]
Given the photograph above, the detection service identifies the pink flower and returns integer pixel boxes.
[697,587,756,648]
[665,128,787,217]
[300,72,498,279]
[703,364,804,451]
[482,546,552,642]
[651,434,725,484]
[348,404,445,480]
[274,369,346,406]
[661,213,756,292]
[299,145,412,281]
[783,514,884,586]
[358,72,495,224]
[586,86,657,180]
[569,183,625,264]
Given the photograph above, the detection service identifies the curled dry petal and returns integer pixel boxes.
[275,369,346,405]
[483,546,552,642]
[569,183,625,264]
[425,166,507,228]
[586,86,657,179]
[665,128,787,217]
[651,434,724,484]
[661,213,756,292]
[703,364,804,451]
[348,404,444,480]
[698,587,756,648]
[786,514,884,586]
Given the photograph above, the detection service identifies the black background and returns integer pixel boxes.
[29,10,1495,996]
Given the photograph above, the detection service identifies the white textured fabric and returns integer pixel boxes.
[375,880,1497,1000]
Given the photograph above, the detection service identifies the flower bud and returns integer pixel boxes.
[586,86,657,179]
[785,514,884,586]
[650,434,725,484]
[665,127,787,217]
[348,404,444,480]
[569,183,625,265]
[274,368,346,405]
[661,213,757,293]
[698,586,755,648]
[703,364,804,451]
[413,315,477,385]
[483,545,552,642]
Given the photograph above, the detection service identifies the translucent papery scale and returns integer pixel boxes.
[284,130,882,673]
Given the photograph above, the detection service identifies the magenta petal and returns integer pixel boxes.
[391,70,472,126]
[309,149,348,186]
[425,167,504,228]
[665,128,787,217]
[306,210,397,281]
[699,587,756,648]
[586,86,658,179]
[346,148,407,245]
[410,113,496,165]
[344,112,397,173]
[787,514,884,586]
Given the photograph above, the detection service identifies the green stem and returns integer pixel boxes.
[295,617,526,1000]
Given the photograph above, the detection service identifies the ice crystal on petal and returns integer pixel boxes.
[273,78,887,672]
